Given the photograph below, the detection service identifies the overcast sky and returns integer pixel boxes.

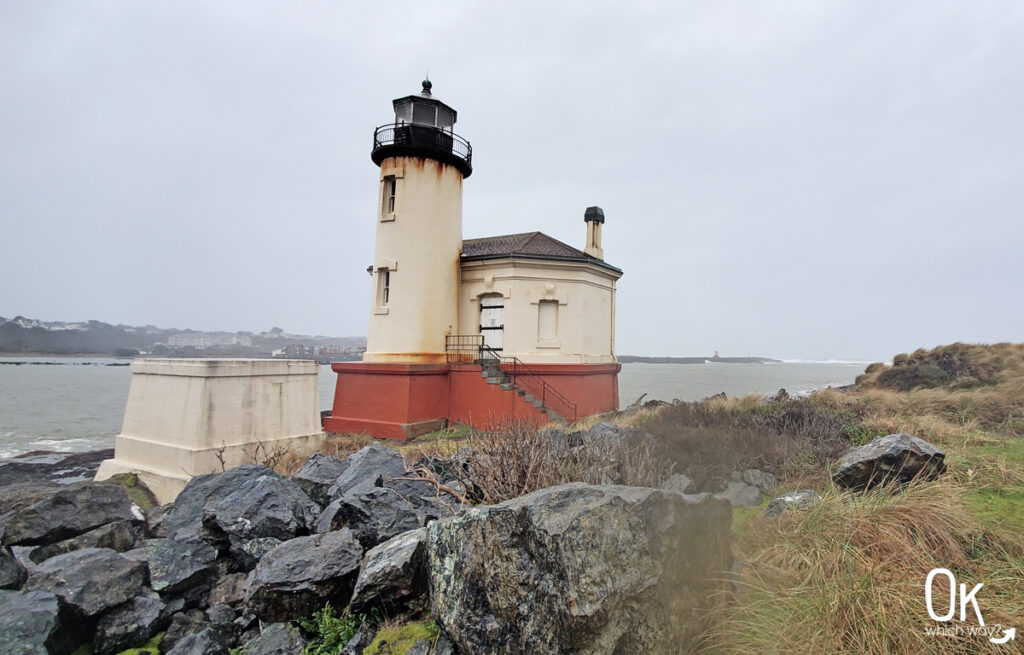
[2,1,1021,361]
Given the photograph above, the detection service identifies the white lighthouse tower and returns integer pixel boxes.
[363,80,472,364]
[325,81,621,440]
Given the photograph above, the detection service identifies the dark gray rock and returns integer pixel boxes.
[229,536,283,572]
[434,634,457,655]
[316,486,423,549]
[0,482,62,545]
[134,535,218,594]
[243,529,363,623]
[383,477,467,521]
[714,480,762,508]
[233,606,259,638]
[0,545,27,589]
[659,472,694,495]
[28,519,145,563]
[539,426,584,450]
[764,490,823,517]
[209,572,248,607]
[165,627,230,655]
[406,639,432,655]
[158,464,275,538]
[741,469,776,496]
[326,443,406,500]
[0,449,112,489]
[145,503,173,536]
[242,622,309,655]
[93,588,168,655]
[428,483,733,655]
[350,527,428,616]
[2,483,143,546]
[207,603,241,645]
[205,474,318,543]
[292,453,349,506]
[341,623,376,655]
[582,421,634,447]
[0,590,66,655]
[25,548,146,617]
[832,433,947,490]
[160,609,207,653]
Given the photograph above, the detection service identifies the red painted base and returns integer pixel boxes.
[324,361,621,440]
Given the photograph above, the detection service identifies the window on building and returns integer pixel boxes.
[377,269,391,306]
[538,300,557,340]
[412,102,436,126]
[382,176,396,215]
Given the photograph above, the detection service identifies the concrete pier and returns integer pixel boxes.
[95,358,324,503]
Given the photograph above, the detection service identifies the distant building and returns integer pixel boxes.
[283,344,316,358]
[167,332,251,348]
[325,81,621,440]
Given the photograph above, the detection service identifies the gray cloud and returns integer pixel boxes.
[2,1,1021,360]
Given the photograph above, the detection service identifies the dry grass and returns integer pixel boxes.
[710,479,1024,655]
[855,343,1024,437]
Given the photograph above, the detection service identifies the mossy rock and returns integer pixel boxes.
[106,473,160,510]
[364,620,438,655]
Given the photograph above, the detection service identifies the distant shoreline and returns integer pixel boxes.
[619,356,783,364]
[3,353,789,366]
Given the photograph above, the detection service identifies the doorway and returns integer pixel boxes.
[479,295,504,356]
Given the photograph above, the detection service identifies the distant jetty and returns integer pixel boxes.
[619,355,782,364]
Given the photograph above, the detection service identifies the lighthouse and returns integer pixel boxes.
[325,81,623,440]
[364,79,472,364]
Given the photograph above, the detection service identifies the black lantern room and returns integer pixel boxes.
[371,80,473,178]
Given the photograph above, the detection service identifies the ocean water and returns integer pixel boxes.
[0,356,867,459]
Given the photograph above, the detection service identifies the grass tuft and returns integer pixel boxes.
[711,480,1024,655]
[363,618,439,655]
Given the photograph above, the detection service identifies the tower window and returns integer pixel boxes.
[377,269,391,307]
[382,176,396,215]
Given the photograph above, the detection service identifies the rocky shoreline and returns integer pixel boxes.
[0,424,946,655]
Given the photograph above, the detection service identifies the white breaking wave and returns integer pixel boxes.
[781,359,876,365]
[28,438,97,452]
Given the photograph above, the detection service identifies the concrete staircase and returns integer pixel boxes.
[479,360,564,423]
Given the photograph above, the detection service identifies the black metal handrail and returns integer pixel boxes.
[444,336,578,422]
[372,123,472,170]
[445,334,484,364]
[498,355,578,423]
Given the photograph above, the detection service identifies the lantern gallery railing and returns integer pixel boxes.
[372,123,473,177]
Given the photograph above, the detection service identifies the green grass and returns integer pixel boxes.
[364,619,439,655]
[113,633,164,655]
[412,424,474,442]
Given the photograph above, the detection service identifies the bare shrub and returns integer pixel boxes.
[643,395,859,489]
[444,421,673,504]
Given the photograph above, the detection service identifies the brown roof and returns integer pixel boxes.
[461,231,622,274]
